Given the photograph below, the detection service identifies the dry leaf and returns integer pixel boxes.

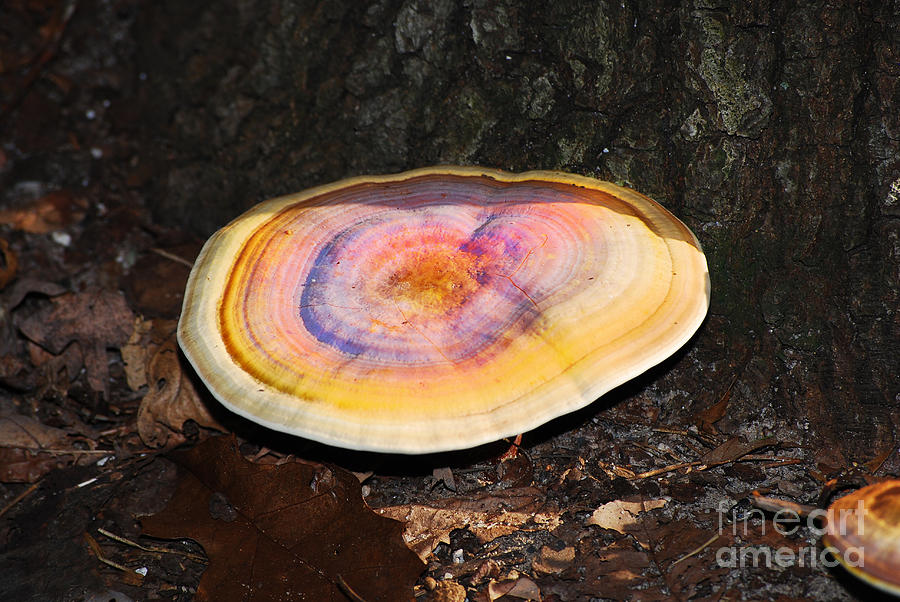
[0,399,98,482]
[0,190,87,233]
[699,435,777,466]
[531,545,575,575]
[17,288,134,397]
[432,466,457,491]
[694,385,731,432]
[579,538,657,599]
[121,317,155,390]
[487,576,541,601]
[140,436,424,601]
[5,278,67,310]
[24,339,82,389]
[426,580,466,602]
[586,498,668,534]
[136,324,224,448]
[569,519,729,600]
[377,487,562,561]
[0,405,70,450]
[0,447,70,483]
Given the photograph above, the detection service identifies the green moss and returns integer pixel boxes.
[694,15,772,136]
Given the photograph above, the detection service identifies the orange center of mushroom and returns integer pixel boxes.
[381,244,484,316]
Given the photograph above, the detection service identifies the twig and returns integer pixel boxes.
[670,534,721,567]
[866,445,897,474]
[97,527,207,562]
[631,461,702,479]
[651,426,690,436]
[15,447,111,455]
[336,574,368,602]
[751,495,817,517]
[651,426,720,447]
[97,527,157,552]
[150,247,194,268]
[629,455,802,480]
[0,482,39,518]
[760,458,803,469]
[84,531,142,575]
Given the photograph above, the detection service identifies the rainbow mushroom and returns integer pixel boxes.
[824,480,900,596]
[178,167,710,453]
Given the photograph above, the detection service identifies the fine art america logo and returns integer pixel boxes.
[713,499,866,569]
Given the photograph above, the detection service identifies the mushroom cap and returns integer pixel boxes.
[178,166,710,453]
[823,480,900,595]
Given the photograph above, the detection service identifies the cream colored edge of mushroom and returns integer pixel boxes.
[177,166,710,453]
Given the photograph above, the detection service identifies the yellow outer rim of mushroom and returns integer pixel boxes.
[177,166,711,453]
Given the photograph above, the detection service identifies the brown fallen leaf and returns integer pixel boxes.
[585,498,668,537]
[426,579,466,602]
[693,376,734,433]
[17,288,134,398]
[0,408,70,450]
[432,466,457,491]
[569,518,729,600]
[5,278,67,311]
[135,321,224,448]
[531,545,575,575]
[140,436,424,601]
[699,435,777,466]
[0,190,87,233]
[0,399,99,482]
[121,316,156,390]
[376,488,562,562]
[24,339,83,390]
[0,354,34,390]
[648,520,731,600]
[0,447,67,483]
[577,537,658,599]
[487,575,541,601]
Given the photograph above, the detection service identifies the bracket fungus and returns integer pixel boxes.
[178,167,710,453]
[823,480,900,596]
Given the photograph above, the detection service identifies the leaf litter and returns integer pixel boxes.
[377,487,563,562]
[140,435,424,601]
[125,318,225,449]
[18,287,134,399]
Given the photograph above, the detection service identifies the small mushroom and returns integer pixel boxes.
[823,480,900,596]
[178,167,710,453]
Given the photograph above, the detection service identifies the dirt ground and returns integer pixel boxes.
[1,1,898,601]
